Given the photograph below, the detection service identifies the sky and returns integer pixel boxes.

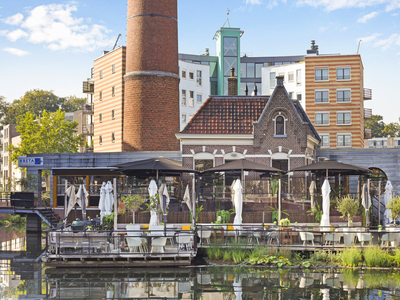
[0,0,400,123]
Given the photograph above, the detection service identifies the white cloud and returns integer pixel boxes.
[246,0,262,4]
[0,4,113,52]
[358,33,382,43]
[296,0,400,12]
[3,47,29,56]
[358,11,379,23]
[341,27,348,31]
[319,26,328,32]
[266,0,278,9]
[373,33,400,50]
[2,13,24,25]
[6,29,28,42]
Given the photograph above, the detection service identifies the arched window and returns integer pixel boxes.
[276,116,285,135]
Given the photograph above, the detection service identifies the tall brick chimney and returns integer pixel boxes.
[123,0,180,151]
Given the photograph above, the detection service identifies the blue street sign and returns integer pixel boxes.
[18,157,43,167]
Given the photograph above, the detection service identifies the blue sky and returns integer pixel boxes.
[1,0,399,123]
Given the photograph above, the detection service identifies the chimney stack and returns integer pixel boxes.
[277,76,284,87]
[228,67,238,96]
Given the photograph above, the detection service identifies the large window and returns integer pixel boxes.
[337,112,351,125]
[296,69,302,84]
[315,68,328,81]
[246,63,255,78]
[270,72,276,88]
[315,112,329,125]
[320,134,330,147]
[255,63,263,78]
[337,134,351,147]
[223,37,238,95]
[337,67,350,80]
[240,63,246,78]
[337,90,351,102]
[196,70,202,86]
[275,116,285,136]
[315,90,329,103]
[181,89,186,106]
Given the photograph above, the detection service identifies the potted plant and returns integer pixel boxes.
[386,196,400,224]
[280,218,291,228]
[336,196,359,227]
[216,210,231,227]
[121,195,144,225]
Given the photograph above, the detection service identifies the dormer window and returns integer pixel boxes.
[274,113,287,137]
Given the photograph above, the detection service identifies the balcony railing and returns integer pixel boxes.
[364,88,372,100]
[82,80,94,93]
[82,124,94,136]
[364,108,372,119]
[364,128,372,139]
[83,146,94,153]
[82,103,94,114]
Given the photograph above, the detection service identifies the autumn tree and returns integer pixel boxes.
[364,114,385,138]
[8,109,83,165]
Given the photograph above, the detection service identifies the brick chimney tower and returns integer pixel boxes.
[123,0,180,151]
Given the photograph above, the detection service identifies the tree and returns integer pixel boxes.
[7,109,83,165]
[0,96,10,129]
[61,95,87,112]
[364,114,385,138]
[382,118,400,137]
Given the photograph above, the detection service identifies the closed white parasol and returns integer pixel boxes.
[148,180,158,226]
[98,182,107,223]
[233,179,243,232]
[104,181,114,216]
[384,180,393,225]
[320,179,331,231]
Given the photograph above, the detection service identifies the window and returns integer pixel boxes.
[4,156,8,166]
[337,134,351,147]
[296,93,302,101]
[255,63,263,78]
[337,90,351,102]
[189,71,194,80]
[337,112,351,125]
[112,64,115,74]
[315,90,329,103]
[315,112,329,125]
[296,69,302,84]
[182,69,186,79]
[320,134,330,147]
[182,114,187,123]
[270,72,276,88]
[189,97,194,107]
[275,116,285,136]
[112,109,115,120]
[99,135,103,145]
[288,72,294,82]
[337,67,350,80]
[99,113,103,123]
[288,92,294,99]
[181,89,186,106]
[197,94,202,103]
[196,70,202,86]
[100,70,103,79]
[315,68,328,81]
[111,133,115,143]
[189,114,194,120]
[246,63,255,78]
[189,91,194,98]
[99,91,103,101]
[112,86,115,97]
[240,63,246,78]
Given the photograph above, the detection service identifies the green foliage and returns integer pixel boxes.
[216,210,232,224]
[121,195,143,213]
[336,196,359,222]
[17,173,39,192]
[60,95,87,112]
[271,178,278,196]
[102,212,114,230]
[382,118,400,137]
[189,204,203,222]
[143,194,163,214]
[8,109,83,165]
[279,218,290,226]
[363,247,392,267]
[364,114,385,138]
[386,196,400,220]
[267,205,289,223]
[307,200,322,223]
[206,243,224,260]
[341,248,362,267]
[0,214,26,225]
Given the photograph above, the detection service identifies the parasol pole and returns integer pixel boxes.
[156,170,159,180]
[378,177,381,226]
[113,178,117,231]
[64,180,68,228]
[82,184,87,226]
[278,178,282,225]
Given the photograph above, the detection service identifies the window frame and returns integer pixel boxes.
[337,133,352,147]
[112,64,115,74]
[196,93,202,103]
[288,72,294,82]
[99,113,103,123]
[296,69,302,85]
[336,67,351,81]
[314,68,329,81]
[189,71,194,80]
[315,111,330,126]
[99,91,103,101]
[112,109,115,120]
[315,89,329,103]
[112,86,115,97]
[336,111,351,125]
[196,70,202,86]
[336,89,351,103]
[181,69,186,79]
[181,89,187,106]
[320,134,330,148]
[99,70,103,79]
[99,135,103,145]
[181,113,187,123]
[270,72,276,89]
[111,132,115,143]
[273,113,287,137]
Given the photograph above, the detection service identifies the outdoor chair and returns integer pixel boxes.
[266,228,279,245]
[126,237,143,253]
[356,232,373,246]
[149,225,164,236]
[151,237,167,253]
[176,234,192,251]
[300,232,314,246]
[248,228,261,245]
[324,232,341,246]
[178,281,191,294]
[381,233,396,247]
[197,229,212,244]
[126,225,141,236]
[166,224,176,245]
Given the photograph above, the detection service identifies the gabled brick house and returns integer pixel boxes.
[176,76,320,178]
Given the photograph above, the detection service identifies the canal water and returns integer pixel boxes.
[1,228,400,299]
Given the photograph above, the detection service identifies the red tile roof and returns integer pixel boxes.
[181,96,269,134]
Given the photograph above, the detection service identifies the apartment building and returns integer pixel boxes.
[1,125,23,190]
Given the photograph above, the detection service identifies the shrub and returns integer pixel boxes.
[341,248,361,267]
[363,247,392,267]
[387,196,400,220]
[336,196,359,223]
[393,249,400,267]
[311,251,329,263]
[223,250,232,261]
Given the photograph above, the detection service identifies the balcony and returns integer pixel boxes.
[82,103,94,114]
[82,80,94,93]
[364,108,372,119]
[364,128,372,139]
[364,88,372,100]
[82,124,94,136]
